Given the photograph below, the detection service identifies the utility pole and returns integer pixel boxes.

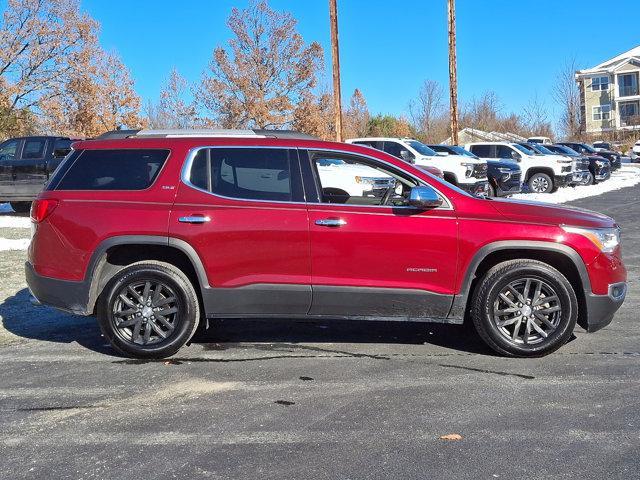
[447,0,459,145]
[329,0,343,142]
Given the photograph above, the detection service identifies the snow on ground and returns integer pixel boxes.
[0,216,31,229]
[512,165,640,204]
[0,238,30,251]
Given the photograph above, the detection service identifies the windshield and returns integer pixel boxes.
[406,140,437,157]
[550,145,579,156]
[579,143,597,154]
[530,144,555,155]
[513,144,536,155]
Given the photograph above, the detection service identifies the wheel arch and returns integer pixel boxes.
[85,235,209,315]
[449,241,591,330]
[525,166,555,182]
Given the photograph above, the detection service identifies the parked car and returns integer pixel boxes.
[632,141,640,160]
[558,142,622,171]
[27,128,627,358]
[545,144,611,184]
[0,136,74,211]
[346,137,489,196]
[428,144,521,197]
[515,142,591,186]
[465,142,574,194]
[527,136,553,145]
[592,141,612,151]
[315,157,395,201]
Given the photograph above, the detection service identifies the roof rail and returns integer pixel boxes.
[95,128,319,140]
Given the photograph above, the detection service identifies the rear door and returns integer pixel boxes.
[170,146,312,316]
[302,149,458,319]
[14,137,49,197]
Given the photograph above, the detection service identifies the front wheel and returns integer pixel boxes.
[470,259,578,357]
[583,171,594,185]
[528,173,554,194]
[97,261,200,358]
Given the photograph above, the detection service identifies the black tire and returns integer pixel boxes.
[583,171,594,185]
[470,259,577,357]
[10,202,31,213]
[97,261,200,358]
[527,173,554,194]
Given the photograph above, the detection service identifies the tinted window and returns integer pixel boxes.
[470,145,492,157]
[55,149,168,190]
[354,141,383,150]
[189,148,293,202]
[0,139,19,161]
[382,141,404,158]
[497,145,515,159]
[23,139,46,159]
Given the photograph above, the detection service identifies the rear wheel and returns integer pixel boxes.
[470,259,577,357]
[97,261,200,358]
[10,202,31,213]
[528,173,554,194]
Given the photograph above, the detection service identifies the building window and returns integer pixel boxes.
[592,104,611,121]
[591,76,609,91]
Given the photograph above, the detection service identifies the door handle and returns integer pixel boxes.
[178,215,211,224]
[315,218,347,227]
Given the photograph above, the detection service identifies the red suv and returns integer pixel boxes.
[26,130,627,358]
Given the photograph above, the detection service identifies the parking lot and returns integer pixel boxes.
[0,183,639,479]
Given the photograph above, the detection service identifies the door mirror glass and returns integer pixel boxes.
[408,186,443,208]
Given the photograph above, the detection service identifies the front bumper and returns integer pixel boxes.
[582,282,627,332]
[26,261,91,316]
[460,180,489,196]
[554,173,573,188]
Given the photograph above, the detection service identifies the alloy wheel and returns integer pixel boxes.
[492,277,562,345]
[111,280,179,345]
[530,176,550,193]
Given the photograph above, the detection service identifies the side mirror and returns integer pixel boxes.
[510,151,521,161]
[53,148,71,158]
[400,150,415,162]
[408,186,443,209]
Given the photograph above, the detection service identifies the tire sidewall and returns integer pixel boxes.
[98,264,198,358]
[477,264,577,356]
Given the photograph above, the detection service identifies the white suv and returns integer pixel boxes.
[316,158,394,198]
[466,142,573,194]
[346,137,488,195]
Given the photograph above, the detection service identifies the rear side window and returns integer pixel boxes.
[55,149,169,190]
[188,148,297,202]
[23,139,46,159]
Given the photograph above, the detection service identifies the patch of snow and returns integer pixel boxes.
[0,216,31,229]
[0,203,13,213]
[512,166,640,204]
[0,238,30,251]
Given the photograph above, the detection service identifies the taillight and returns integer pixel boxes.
[30,199,58,223]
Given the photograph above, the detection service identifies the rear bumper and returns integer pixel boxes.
[583,282,627,332]
[25,261,91,316]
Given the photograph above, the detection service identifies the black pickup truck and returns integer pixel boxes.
[0,136,74,212]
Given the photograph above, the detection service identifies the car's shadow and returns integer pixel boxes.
[1,288,494,358]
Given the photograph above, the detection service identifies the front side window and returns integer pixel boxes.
[592,105,611,121]
[188,148,294,202]
[382,141,404,158]
[312,152,423,207]
[55,149,169,190]
[22,139,46,159]
[591,76,609,91]
[469,144,492,158]
[497,145,516,159]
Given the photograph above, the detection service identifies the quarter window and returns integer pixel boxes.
[591,76,609,91]
[55,149,169,190]
[592,105,611,121]
[188,148,294,202]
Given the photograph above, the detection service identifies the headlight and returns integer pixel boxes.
[561,225,621,253]
[497,167,512,181]
[462,162,475,178]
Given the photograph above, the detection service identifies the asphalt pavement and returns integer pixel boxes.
[0,185,639,479]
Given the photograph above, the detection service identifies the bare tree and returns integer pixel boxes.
[409,80,445,140]
[460,91,502,132]
[196,0,323,129]
[146,68,197,129]
[521,94,554,137]
[292,90,334,140]
[343,88,369,138]
[553,58,582,139]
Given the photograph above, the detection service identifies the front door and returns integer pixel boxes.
[303,150,458,319]
[170,146,311,316]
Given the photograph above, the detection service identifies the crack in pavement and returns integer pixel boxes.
[437,363,536,380]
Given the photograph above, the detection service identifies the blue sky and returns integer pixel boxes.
[81,0,638,127]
